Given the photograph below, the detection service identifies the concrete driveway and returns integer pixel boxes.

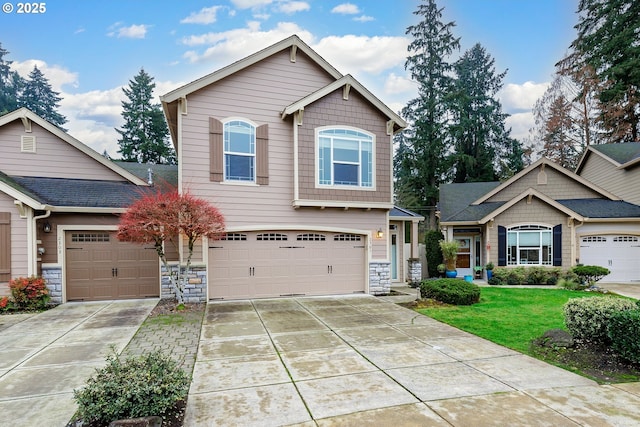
[185,294,640,426]
[0,299,157,426]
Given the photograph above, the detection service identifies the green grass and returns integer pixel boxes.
[416,287,599,353]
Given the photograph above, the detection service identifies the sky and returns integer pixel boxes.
[1,0,579,157]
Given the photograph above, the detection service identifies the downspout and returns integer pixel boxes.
[31,209,51,276]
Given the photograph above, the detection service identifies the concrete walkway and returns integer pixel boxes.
[0,299,156,426]
[185,294,640,426]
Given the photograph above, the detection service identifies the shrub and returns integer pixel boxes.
[9,276,50,310]
[420,278,480,305]
[608,305,640,364]
[487,276,504,286]
[571,265,610,286]
[74,350,189,425]
[424,230,444,278]
[563,297,637,344]
[0,296,11,312]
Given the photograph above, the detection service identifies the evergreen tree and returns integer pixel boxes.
[571,0,640,141]
[116,68,175,164]
[19,65,67,128]
[449,43,517,182]
[395,0,460,229]
[0,43,25,115]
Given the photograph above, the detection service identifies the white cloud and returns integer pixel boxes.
[181,6,223,24]
[499,81,549,112]
[231,0,273,9]
[354,15,374,22]
[182,22,314,65]
[278,1,310,14]
[108,23,149,39]
[12,60,78,92]
[313,35,409,75]
[331,3,360,14]
[506,112,536,143]
[383,73,416,97]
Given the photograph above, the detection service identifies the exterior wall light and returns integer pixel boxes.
[43,221,52,233]
[376,228,384,239]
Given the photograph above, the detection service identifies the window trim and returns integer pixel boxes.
[315,126,376,190]
[223,118,257,183]
[506,224,553,266]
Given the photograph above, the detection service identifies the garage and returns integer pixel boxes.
[65,231,160,301]
[208,231,367,300]
[579,235,640,282]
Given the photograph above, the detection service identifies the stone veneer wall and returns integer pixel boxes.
[369,262,391,295]
[161,264,207,303]
[42,266,63,304]
[408,259,422,285]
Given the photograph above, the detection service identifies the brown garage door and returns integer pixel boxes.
[208,231,366,300]
[66,231,160,301]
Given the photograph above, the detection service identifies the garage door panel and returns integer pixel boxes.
[209,231,366,300]
[66,231,160,301]
[580,235,640,282]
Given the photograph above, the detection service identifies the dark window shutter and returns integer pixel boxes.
[256,124,269,185]
[209,117,223,182]
[497,225,507,266]
[0,212,11,283]
[553,224,562,266]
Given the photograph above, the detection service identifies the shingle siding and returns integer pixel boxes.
[579,152,640,205]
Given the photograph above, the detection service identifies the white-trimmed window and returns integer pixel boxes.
[317,127,374,188]
[507,225,552,265]
[224,120,255,182]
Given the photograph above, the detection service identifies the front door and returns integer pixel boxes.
[455,237,472,277]
[391,232,399,281]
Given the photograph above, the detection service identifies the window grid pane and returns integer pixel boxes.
[507,227,552,266]
[224,120,256,182]
[317,129,373,188]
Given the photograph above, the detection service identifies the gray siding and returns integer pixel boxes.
[486,165,604,203]
[579,153,640,205]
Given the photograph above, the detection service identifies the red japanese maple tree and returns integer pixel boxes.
[118,190,225,305]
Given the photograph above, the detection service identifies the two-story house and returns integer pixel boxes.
[160,35,417,300]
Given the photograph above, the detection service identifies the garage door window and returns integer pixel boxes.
[297,233,326,241]
[613,236,638,243]
[222,233,247,241]
[257,233,288,241]
[71,233,110,242]
[334,234,361,241]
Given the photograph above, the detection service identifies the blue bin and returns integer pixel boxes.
[464,275,473,282]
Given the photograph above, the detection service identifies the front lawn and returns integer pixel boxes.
[415,287,589,353]
[413,287,640,383]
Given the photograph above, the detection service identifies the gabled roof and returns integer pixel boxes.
[115,161,178,189]
[438,181,501,222]
[473,157,619,204]
[575,142,640,172]
[556,199,640,219]
[390,205,424,221]
[161,35,342,104]
[0,108,148,186]
[281,74,406,132]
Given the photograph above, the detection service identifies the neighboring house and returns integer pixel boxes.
[438,157,640,282]
[160,35,419,300]
[576,142,640,205]
[1,35,422,303]
[0,108,166,302]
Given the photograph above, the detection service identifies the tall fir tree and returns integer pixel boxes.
[449,43,518,182]
[19,65,67,128]
[571,0,640,141]
[395,0,460,229]
[0,43,26,115]
[116,68,175,164]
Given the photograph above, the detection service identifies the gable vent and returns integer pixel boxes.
[21,135,36,153]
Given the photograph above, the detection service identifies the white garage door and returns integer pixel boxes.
[579,235,640,282]
[208,231,366,300]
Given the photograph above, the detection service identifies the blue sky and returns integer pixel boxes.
[1,0,579,156]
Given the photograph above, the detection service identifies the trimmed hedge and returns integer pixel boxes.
[563,297,638,344]
[420,278,480,305]
[607,304,640,364]
[488,266,561,286]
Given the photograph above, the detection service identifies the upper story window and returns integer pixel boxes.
[317,127,374,189]
[224,120,255,182]
[507,225,552,266]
